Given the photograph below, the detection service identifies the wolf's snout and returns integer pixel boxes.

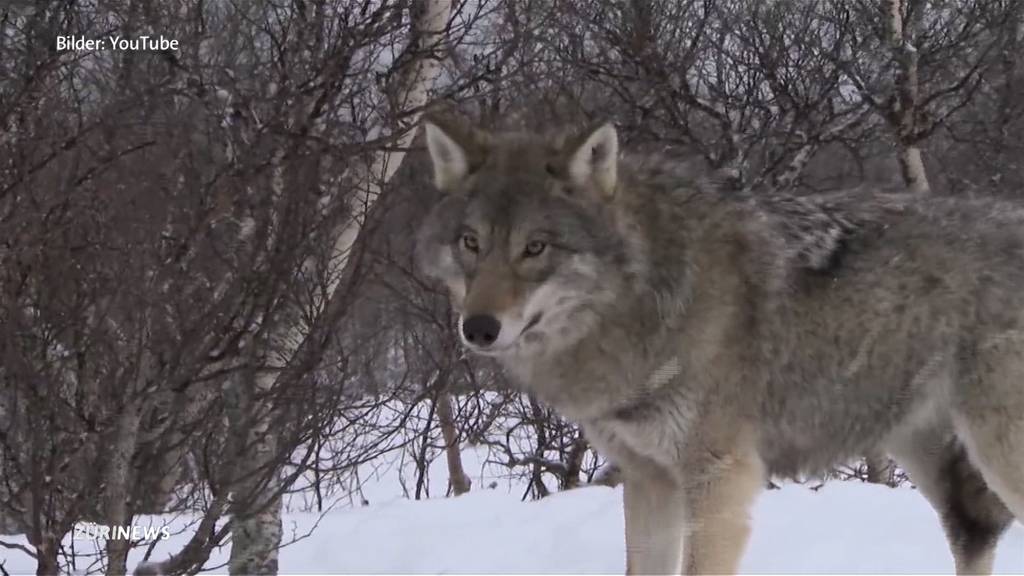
[462,314,501,347]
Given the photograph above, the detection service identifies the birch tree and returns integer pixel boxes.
[935,1,1024,194]
[224,1,456,573]
[831,0,1011,193]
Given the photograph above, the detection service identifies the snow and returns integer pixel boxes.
[275,483,1024,574]
[2,454,1023,574]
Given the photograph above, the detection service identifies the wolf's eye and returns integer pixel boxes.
[461,232,479,253]
[523,240,547,258]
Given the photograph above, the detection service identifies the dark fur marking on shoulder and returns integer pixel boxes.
[759,194,860,273]
[807,237,849,276]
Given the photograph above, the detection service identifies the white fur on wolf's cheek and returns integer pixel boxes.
[512,257,609,352]
[424,122,469,190]
[437,244,457,269]
[531,254,608,316]
[565,253,602,280]
[459,255,607,355]
[434,247,467,304]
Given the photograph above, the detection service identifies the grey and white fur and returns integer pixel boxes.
[415,117,1024,575]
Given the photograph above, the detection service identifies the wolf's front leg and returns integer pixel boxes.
[679,438,765,575]
[623,468,688,575]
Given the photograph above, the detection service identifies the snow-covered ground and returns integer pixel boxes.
[289,481,1024,574]
[3,451,1023,574]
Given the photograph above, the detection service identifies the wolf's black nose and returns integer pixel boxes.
[462,315,501,347]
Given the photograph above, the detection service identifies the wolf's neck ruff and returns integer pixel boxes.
[605,355,684,422]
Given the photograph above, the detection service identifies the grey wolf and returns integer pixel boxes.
[414,117,1024,575]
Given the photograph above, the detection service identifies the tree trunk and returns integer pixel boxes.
[227,367,283,575]
[865,451,893,486]
[227,142,287,576]
[133,495,229,576]
[563,433,588,490]
[885,0,931,194]
[228,486,282,575]
[437,391,471,496]
[35,534,60,576]
[528,397,551,499]
[414,397,437,501]
[897,144,930,194]
[105,402,142,575]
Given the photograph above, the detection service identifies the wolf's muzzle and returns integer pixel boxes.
[462,314,501,347]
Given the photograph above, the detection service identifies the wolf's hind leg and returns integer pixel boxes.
[887,426,1014,575]
[954,340,1024,524]
[954,410,1024,523]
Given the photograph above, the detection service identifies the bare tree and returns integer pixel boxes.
[0,0,484,573]
[832,0,1012,193]
[527,0,875,190]
[223,1,457,571]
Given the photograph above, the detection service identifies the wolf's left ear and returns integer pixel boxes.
[566,122,618,197]
[423,117,481,192]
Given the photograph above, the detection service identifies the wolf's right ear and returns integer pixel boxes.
[566,122,618,198]
[423,118,480,192]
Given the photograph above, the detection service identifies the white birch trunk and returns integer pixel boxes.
[227,2,453,573]
[771,109,867,190]
[330,0,453,293]
[104,402,143,575]
[897,145,930,194]
[886,0,932,194]
[436,390,471,496]
[105,343,154,574]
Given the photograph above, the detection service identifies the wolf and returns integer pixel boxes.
[414,117,1024,575]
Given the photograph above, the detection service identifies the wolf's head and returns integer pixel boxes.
[415,118,635,359]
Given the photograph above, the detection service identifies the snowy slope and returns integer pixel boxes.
[2,451,1023,574]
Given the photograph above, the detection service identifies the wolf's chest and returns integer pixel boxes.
[581,373,702,471]
[584,407,694,472]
